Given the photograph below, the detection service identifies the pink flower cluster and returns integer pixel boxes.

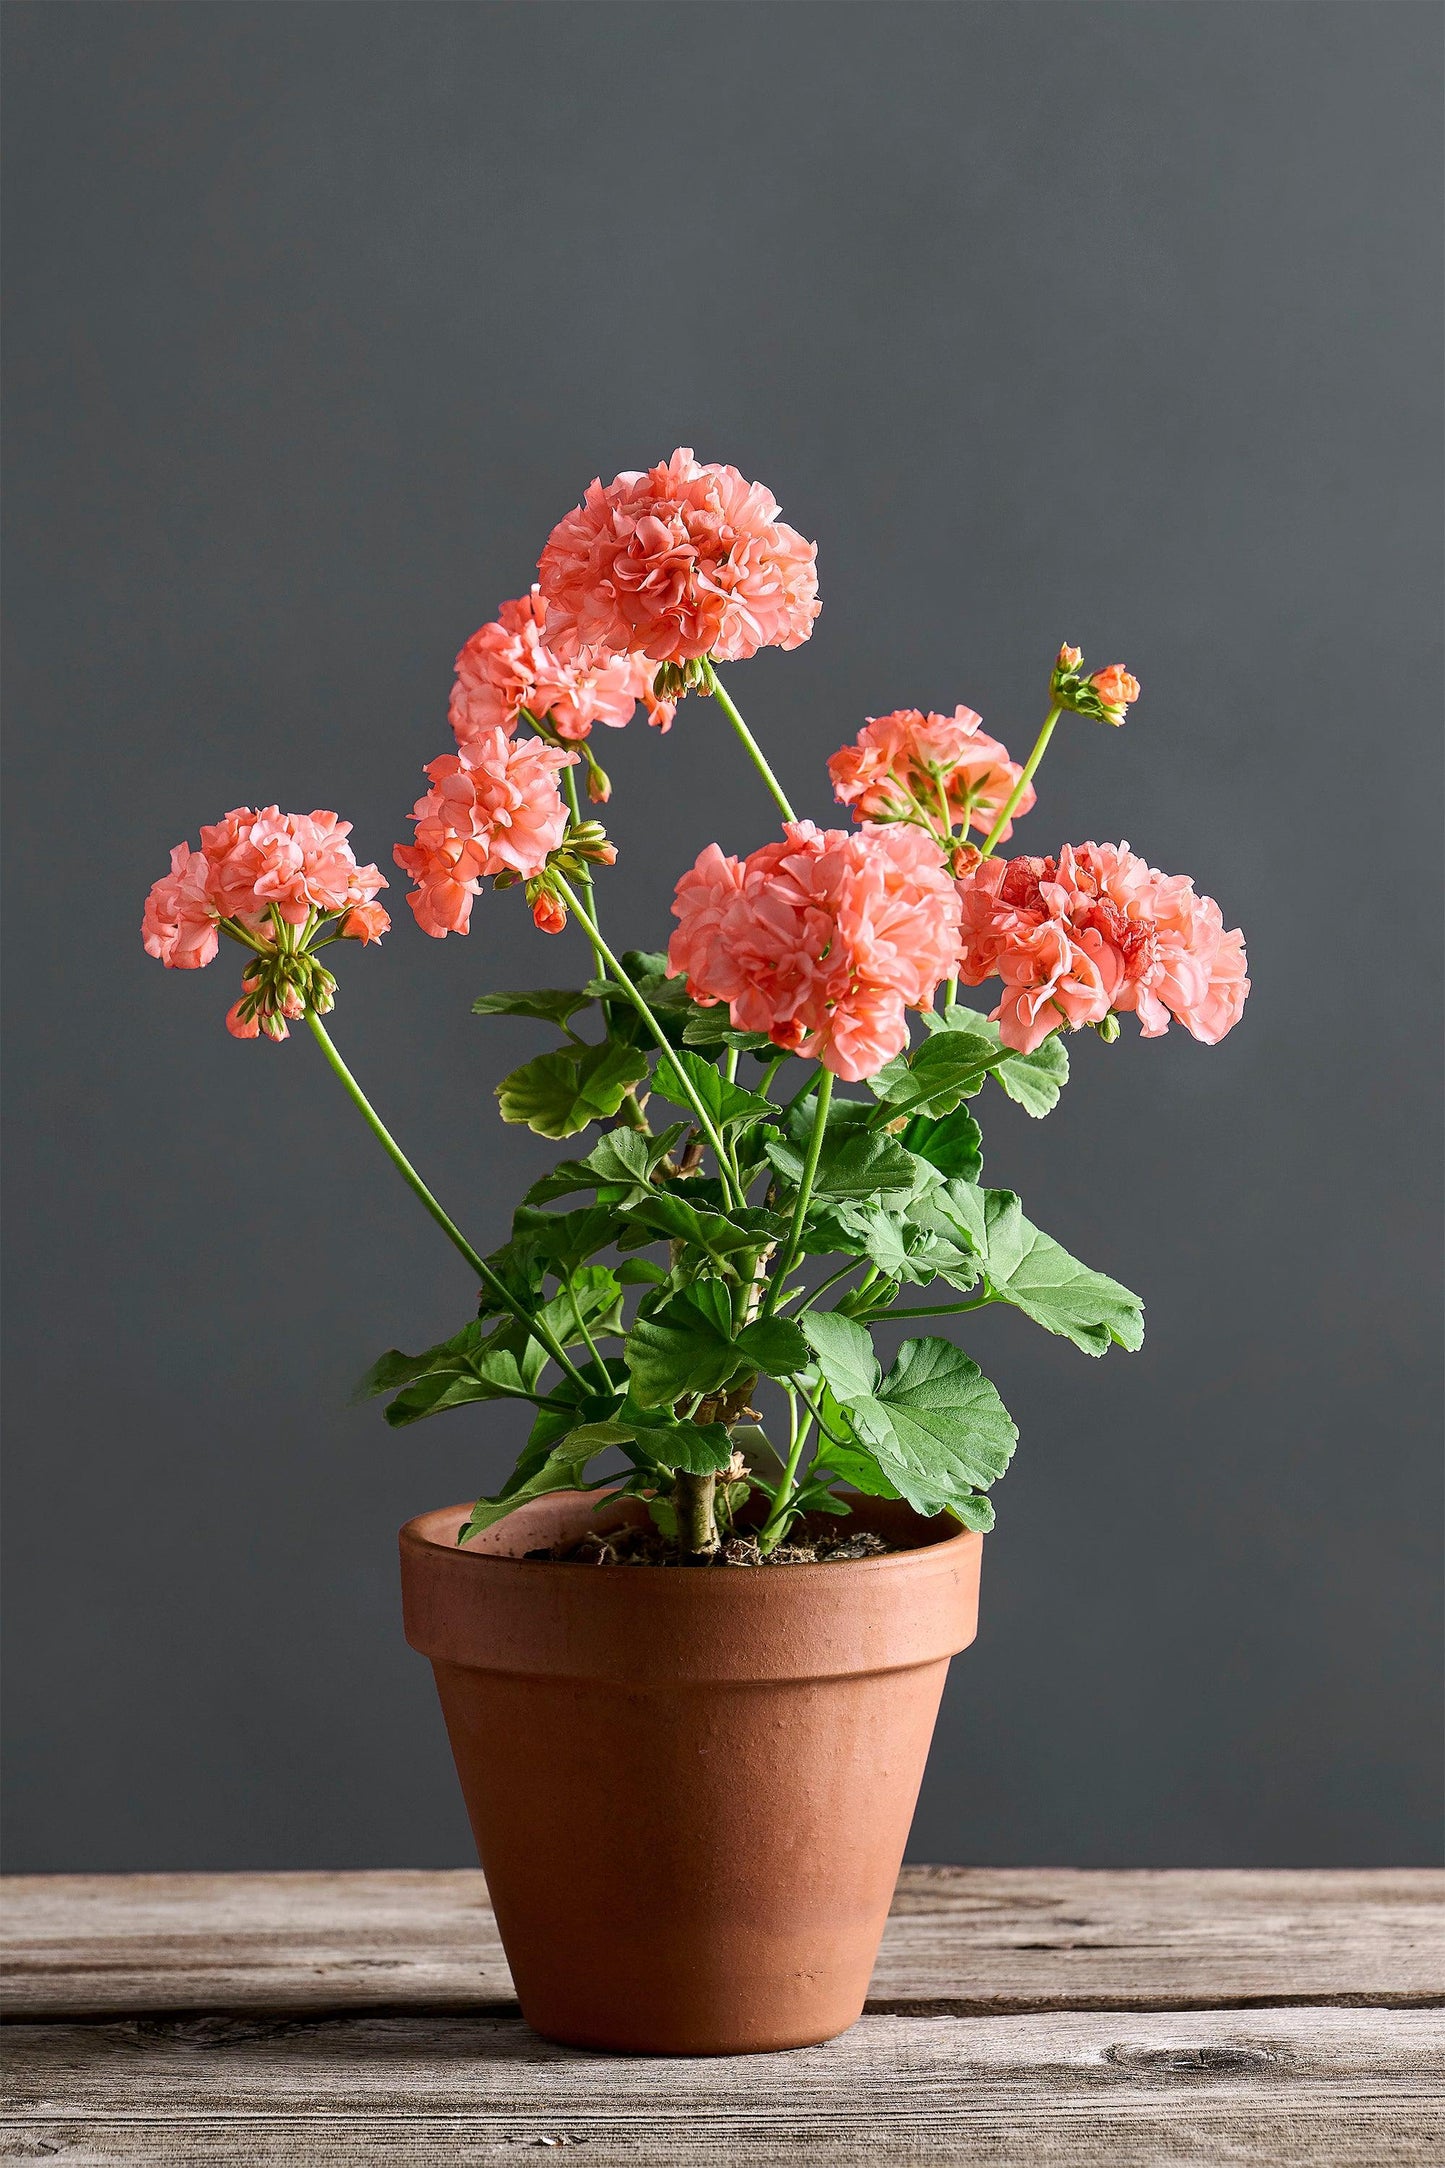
[450,586,675,744]
[955,843,1249,1053]
[828,707,1035,842]
[669,822,961,1082]
[142,809,390,971]
[538,448,820,666]
[394,728,574,938]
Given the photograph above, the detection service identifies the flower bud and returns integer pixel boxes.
[1057,643,1083,672]
[584,752,612,804]
[1094,1011,1121,1043]
[529,883,568,936]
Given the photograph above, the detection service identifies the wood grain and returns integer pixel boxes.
[2,1870,1441,2165]
[2,2007,1441,2164]
[3,1867,1440,2021]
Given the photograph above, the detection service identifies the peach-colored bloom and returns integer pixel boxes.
[955,841,1248,1053]
[538,448,819,667]
[669,822,959,1082]
[393,728,574,938]
[828,707,1035,842]
[144,812,388,968]
[449,586,672,745]
[200,807,389,931]
[1089,665,1141,722]
[142,842,220,969]
[341,900,391,944]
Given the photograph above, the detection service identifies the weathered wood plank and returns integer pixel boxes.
[3,1868,1441,2021]
[2,2006,1441,2165]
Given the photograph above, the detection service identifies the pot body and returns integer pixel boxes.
[400,1491,982,2054]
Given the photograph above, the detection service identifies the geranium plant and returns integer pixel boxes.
[144,449,1248,1561]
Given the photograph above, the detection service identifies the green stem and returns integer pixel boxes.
[560,763,606,979]
[551,877,742,1205]
[980,705,1060,859]
[757,1054,788,1100]
[780,1258,869,1315]
[793,1379,852,1456]
[877,1295,997,1320]
[702,660,797,822]
[757,1389,815,1554]
[563,1272,612,1391]
[305,1012,592,1392]
[763,1068,833,1315]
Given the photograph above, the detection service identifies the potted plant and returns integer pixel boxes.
[142,448,1248,2054]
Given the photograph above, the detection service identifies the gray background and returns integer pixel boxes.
[4,1,1441,1873]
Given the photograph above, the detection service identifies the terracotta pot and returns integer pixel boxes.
[399,1490,982,2054]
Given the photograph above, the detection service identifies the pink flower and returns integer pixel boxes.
[394,728,574,938]
[142,843,220,969]
[143,812,388,966]
[955,842,1248,1053]
[538,448,820,667]
[669,822,960,1082]
[828,707,1036,842]
[449,586,672,745]
[200,807,389,931]
[225,998,261,1040]
[1089,664,1141,723]
[342,899,391,944]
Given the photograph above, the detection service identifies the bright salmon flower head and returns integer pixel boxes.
[1051,644,1141,726]
[828,706,1035,845]
[955,842,1248,1053]
[142,807,389,1038]
[537,448,820,669]
[450,585,674,748]
[669,821,960,1082]
[394,729,575,939]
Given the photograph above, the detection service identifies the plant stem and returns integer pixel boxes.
[723,1046,739,1084]
[702,660,797,822]
[563,1272,612,1392]
[757,1389,815,1554]
[979,705,1061,859]
[560,763,606,962]
[552,876,742,1205]
[757,1053,788,1100]
[305,1012,592,1392]
[674,1468,720,1557]
[878,1295,996,1320]
[763,1067,833,1315]
[779,1257,869,1314]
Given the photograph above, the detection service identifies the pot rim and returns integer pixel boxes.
[400,1493,978,1583]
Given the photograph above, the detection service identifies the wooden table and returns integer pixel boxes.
[2,1868,1441,2162]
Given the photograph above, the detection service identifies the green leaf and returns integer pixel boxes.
[532,1266,626,1352]
[615,1257,667,1287]
[901,1106,983,1183]
[867,1030,998,1118]
[810,1431,903,1500]
[496,1042,650,1140]
[681,1014,775,1052]
[616,1409,736,1475]
[618,1192,780,1262]
[456,1434,615,1544]
[509,1206,618,1276]
[924,1184,1144,1354]
[766,1129,918,1203]
[359,1320,551,1430]
[625,1283,807,1408]
[800,1310,881,1402]
[472,988,593,1033]
[650,1047,777,1132]
[523,1124,686,1207]
[932,1005,1070,1118]
[802,1319,1016,1519]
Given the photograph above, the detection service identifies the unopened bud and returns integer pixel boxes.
[1057,643,1083,671]
[1095,1011,1121,1043]
[584,753,612,804]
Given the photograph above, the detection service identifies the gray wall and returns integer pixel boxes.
[4,2,1440,1873]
